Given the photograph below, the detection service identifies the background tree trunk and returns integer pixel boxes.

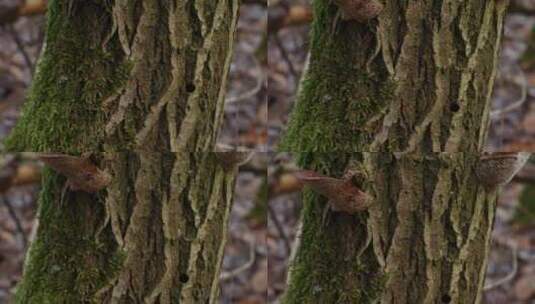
[281,0,509,303]
[5,0,240,303]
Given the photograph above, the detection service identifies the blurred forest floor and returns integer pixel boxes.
[1,0,535,303]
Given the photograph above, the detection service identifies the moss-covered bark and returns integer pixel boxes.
[6,0,240,303]
[4,0,238,153]
[17,153,238,303]
[281,0,509,303]
[280,0,507,152]
[284,153,496,303]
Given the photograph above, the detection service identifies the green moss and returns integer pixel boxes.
[4,0,129,153]
[283,189,385,303]
[282,152,385,303]
[279,0,395,152]
[14,168,123,303]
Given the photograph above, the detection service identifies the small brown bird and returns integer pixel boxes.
[294,170,371,214]
[334,0,384,22]
[38,153,111,193]
[215,151,253,169]
[475,152,531,190]
[214,144,253,169]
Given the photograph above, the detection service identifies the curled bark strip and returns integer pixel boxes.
[294,170,371,213]
[476,152,531,190]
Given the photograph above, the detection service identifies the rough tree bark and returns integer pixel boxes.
[6,0,240,153]
[281,0,509,303]
[4,0,240,303]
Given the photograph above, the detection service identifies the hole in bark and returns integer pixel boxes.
[449,102,460,112]
[179,273,189,283]
[441,294,451,303]
[186,83,196,93]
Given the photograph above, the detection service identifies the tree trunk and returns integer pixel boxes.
[283,153,497,303]
[17,153,238,303]
[280,0,507,153]
[5,0,238,153]
[281,0,509,303]
[5,0,240,303]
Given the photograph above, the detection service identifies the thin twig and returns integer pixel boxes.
[4,24,34,75]
[272,32,298,80]
[225,54,264,104]
[490,63,527,120]
[220,236,256,281]
[268,201,291,254]
[0,195,28,248]
[484,241,518,291]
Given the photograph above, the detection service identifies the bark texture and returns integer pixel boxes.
[6,0,240,303]
[17,153,238,303]
[5,0,239,153]
[281,0,509,302]
[280,0,508,153]
[284,153,496,303]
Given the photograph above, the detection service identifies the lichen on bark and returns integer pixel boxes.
[16,152,238,303]
[283,153,496,303]
[4,0,239,153]
[8,0,241,303]
[280,0,508,153]
[281,0,509,302]
[4,0,129,153]
[279,0,395,152]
